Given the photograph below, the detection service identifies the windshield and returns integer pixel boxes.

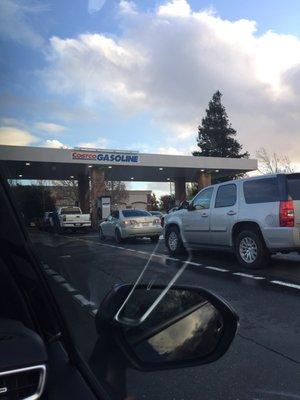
[1,1,300,399]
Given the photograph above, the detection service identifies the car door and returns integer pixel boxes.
[210,183,238,246]
[182,187,214,245]
[101,214,113,236]
[107,210,120,236]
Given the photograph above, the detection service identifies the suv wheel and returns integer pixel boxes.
[166,226,185,255]
[235,230,270,269]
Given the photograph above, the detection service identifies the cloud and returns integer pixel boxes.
[119,0,137,15]
[0,126,38,145]
[77,137,108,148]
[157,0,191,17]
[35,122,67,133]
[43,0,300,162]
[0,0,46,47]
[88,0,106,14]
[43,139,68,149]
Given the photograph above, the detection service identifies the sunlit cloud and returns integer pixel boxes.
[0,126,38,146]
[43,0,300,162]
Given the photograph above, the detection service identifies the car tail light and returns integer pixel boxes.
[123,220,138,226]
[279,200,294,227]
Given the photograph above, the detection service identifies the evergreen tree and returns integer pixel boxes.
[193,91,249,158]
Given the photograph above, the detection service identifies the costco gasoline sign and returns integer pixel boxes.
[72,151,140,164]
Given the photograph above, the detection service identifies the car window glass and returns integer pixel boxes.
[122,210,151,217]
[243,178,280,204]
[215,184,237,208]
[287,176,300,200]
[192,187,214,209]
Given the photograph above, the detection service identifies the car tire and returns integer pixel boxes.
[150,235,160,243]
[115,229,123,244]
[235,229,270,269]
[99,227,105,241]
[53,223,61,234]
[165,226,185,255]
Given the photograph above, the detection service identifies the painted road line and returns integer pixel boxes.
[89,309,98,317]
[64,236,300,288]
[233,272,265,280]
[73,294,93,307]
[185,261,203,267]
[61,283,77,293]
[60,254,71,258]
[270,280,300,290]
[205,266,228,272]
[52,274,66,283]
[45,269,58,275]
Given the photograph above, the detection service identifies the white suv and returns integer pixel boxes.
[164,173,300,268]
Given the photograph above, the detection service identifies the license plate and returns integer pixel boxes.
[142,222,149,226]
[74,223,81,226]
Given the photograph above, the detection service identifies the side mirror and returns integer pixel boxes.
[188,202,195,211]
[96,284,238,371]
[179,201,189,210]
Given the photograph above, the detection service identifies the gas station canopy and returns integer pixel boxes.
[0,145,257,182]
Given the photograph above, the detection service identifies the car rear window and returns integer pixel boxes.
[287,175,300,200]
[243,178,280,204]
[215,184,237,208]
[122,210,151,217]
[60,207,82,214]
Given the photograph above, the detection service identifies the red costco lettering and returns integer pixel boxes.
[72,152,96,160]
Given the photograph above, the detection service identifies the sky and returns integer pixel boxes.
[1,0,300,193]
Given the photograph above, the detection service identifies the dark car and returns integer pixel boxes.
[0,171,238,400]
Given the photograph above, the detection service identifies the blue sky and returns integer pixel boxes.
[1,0,300,184]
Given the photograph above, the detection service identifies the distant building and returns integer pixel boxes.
[49,186,152,211]
[113,190,152,211]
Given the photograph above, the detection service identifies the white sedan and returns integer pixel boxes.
[99,209,162,243]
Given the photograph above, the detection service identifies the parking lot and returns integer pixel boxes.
[29,229,300,400]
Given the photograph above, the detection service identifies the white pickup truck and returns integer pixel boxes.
[51,206,91,231]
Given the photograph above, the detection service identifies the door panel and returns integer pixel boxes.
[182,187,214,245]
[101,217,111,236]
[210,184,238,246]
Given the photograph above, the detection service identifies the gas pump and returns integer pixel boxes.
[97,196,111,220]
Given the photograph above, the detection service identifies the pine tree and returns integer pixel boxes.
[193,91,249,158]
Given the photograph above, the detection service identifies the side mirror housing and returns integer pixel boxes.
[179,201,189,210]
[188,202,195,211]
[95,284,238,371]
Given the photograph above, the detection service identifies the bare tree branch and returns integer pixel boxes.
[256,147,294,174]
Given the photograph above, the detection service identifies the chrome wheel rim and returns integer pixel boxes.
[168,231,178,251]
[239,237,258,263]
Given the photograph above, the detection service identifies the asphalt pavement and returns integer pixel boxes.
[29,229,300,400]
